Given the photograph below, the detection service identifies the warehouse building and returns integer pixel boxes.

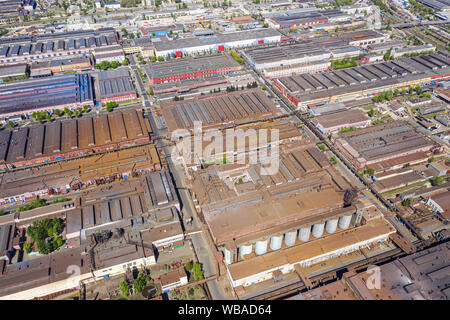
[145,54,241,85]
[140,24,185,37]
[0,28,119,65]
[311,109,371,134]
[0,143,161,205]
[266,8,350,29]
[153,28,281,57]
[273,52,450,107]
[0,63,28,80]
[0,109,152,171]
[30,56,93,75]
[190,140,363,261]
[0,168,183,299]
[0,73,94,118]
[98,68,137,104]
[347,241,450,300]
[93,45,125,63]
[226,217,395,289]
[161,89,281,135]
[244,44,331,78]
[332,121,439,171]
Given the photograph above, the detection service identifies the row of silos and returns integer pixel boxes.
[237,214,352,259]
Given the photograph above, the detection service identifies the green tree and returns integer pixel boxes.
[23,242,32,254]
[133,273,149,294]
[185,261,193,271]
[45,113,52,122]
[428,156,435,163]
[64,107,73,118]
[54,109,62,117]
[430,176,444,186]
[8,120,14,128]
[401,198,411,206]
[192,262,204,281]
[368,109,375,117]
[330,155,338,165]
[119,280,130,297]
[105,101,118,112]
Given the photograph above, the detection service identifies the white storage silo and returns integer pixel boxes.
[239,243,253,259]
[224,247,231,265]
[270,234,283,251]
[298,226,311,242]
[255,238,269,255]
[338,215,352,230]
[325,218,339,234]
[284,230,297,247]
[312,223,325,238]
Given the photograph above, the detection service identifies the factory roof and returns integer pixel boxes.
[161,89,280,134]
[30,56,91,70]
[276,52,450,104]
[0,28,118,59]
[227,218,395,281]
[98,68,136,100]
[141,221,184,244]
[430,190,450,213]
[144,53,240,79]
[192,141,354,244]
[356,241,450,300]
[244,43,330,65]
[141,24,185,34]
[0,73,93,116]
[311,109,369,130]
[153,28,281,52]
[336,121,435,162]
[0,109,151,165]
[0,63,27,78]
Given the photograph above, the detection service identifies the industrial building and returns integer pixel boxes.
[0,28,119,65]
[161,89,281,134]
[0,63,28,79]
[93,45,126,64]
[0,109,152,170]
[30,56,93,75]
[244,44,331,78]
[0,169,183,299]
[266,8,352,29]
[140,24,185,37]
[226,217,395,289]
[98,68,137,104]
[0,143,161,205]
[311,109,371,134]
[243,31,388,78]
[145,54,241,85]
[187,137,397,292]
[153,28,281,57]
[0,73,94,118]
[332,121,439,171]
[346,241,450,299]
[417,0,450,11]
[189,140,380,270]
[273,52,450,107]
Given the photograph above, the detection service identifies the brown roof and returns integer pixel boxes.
[227,218,395,281]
